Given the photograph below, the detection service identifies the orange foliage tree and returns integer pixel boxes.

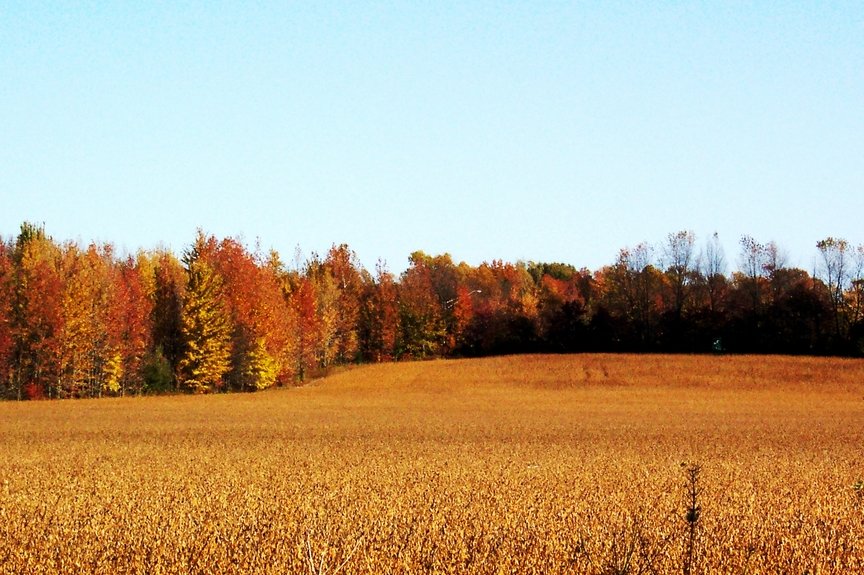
[359,261,399,362]
[10,223,64,399]
[56,243,112,398]
[397,252,448,358]
[108,255,154,395]
[211,237,296,390]
[289,274,319,381]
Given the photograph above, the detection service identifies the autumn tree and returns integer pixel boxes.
[728,236,769,349]
[497,261,540,352]
[316,244,364,365]
[48,242,151,398]
[450,284,479,352]
[310,261,340,368]
[10,223,63,399]
[687,232,730,351]
[528,262,590,351]
[397,252,448,358]
[359,260,399,362]
[729,236,795,352]
[423,253,460,352]
[146,249,186,391]
[56,243,113,398]
[335,246,367,362]
[459,260,539,355]
[816,237,853,341]
[286,255,320,382]
[655,231,700,349]
[108,255,154,395]
[661,231,697,318]
[601,243,664,349]
[283,247,363,376]
[177,232,232,393]
[211,237,270,390]
[256,251,298,385]
[210,238,296,390]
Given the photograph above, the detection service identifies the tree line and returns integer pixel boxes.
[1,223,862,399]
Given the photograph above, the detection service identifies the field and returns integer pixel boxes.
[1,354,863,574]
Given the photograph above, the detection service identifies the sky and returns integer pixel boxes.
[2,1,862,274]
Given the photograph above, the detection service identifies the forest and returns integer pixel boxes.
[1,222,862,399]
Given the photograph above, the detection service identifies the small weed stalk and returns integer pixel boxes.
[853,480,864,517]
[682,463,702,575]
[303,529,364,575]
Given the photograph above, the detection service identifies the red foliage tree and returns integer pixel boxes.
[209,237,297,389]
[360,261,399,362]
[11,223,64,399]
[106,256,154,395]
[290,275,320,381]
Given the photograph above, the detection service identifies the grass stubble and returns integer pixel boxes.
[1,354,863,574]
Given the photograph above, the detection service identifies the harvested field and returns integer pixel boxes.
[1,354,863,574]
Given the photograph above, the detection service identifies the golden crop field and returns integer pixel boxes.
[1,354,863,574]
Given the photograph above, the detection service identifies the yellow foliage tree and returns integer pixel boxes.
[241,337,278,390]
[102,351,123,395]
[177,235,232,393]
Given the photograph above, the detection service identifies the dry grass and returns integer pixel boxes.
[1,354,863,574]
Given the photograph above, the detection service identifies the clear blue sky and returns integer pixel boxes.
[2,1,862,274]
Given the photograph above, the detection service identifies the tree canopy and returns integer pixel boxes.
[2,223,862,399]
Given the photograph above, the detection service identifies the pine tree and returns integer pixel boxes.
[240,337,278,390]
[177,234,232,393]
